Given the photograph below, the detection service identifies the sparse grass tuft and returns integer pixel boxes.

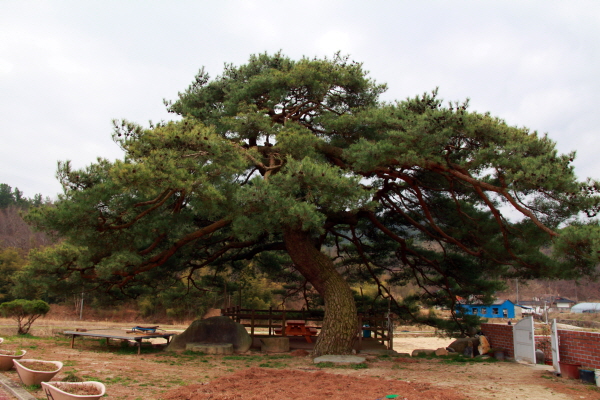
[315,362,368,369]
[62,370,83,382]
[440,354,498,364]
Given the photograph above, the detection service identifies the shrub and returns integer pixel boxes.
[0,299,50,334]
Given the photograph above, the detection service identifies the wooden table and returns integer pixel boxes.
[64,329,176,355]
[280,320,317,343]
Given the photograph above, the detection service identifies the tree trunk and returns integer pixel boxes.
[283,229,358,356]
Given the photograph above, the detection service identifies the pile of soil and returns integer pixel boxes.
[161,367,466,400]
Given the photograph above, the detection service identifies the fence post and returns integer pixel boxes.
[357,315,363,351]
[268,306,272,336]
[282,310,287,337]
[250,309,255,338]
[388,314,393,350]
[373,317,378,340]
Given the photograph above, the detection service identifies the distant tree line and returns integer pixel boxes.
[0,183,53,252]
[0,184,47,209]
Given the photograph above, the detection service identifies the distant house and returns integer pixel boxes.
[554,297,576,312]
[518,300,545,315]
[456,299,520,319]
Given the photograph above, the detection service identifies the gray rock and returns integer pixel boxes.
[435,348,449,356]
[535,349,545,364]
[313,355,366,364]
[260,337,289,353]
[167,316,252,353]
[412,349,435,357]
[186,342,233,355]
[463,345,473,358]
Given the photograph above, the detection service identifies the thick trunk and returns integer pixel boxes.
[283,229,358,356]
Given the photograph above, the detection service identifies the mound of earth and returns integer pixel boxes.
[161,367,468,400]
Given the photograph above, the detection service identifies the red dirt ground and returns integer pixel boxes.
[1,312,599,400]
[161,367,466,400]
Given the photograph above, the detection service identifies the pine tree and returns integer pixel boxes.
[23,53,600,355]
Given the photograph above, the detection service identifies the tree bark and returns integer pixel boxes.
[283,229,358,356]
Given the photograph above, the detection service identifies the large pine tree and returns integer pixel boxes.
[24,53,600,355]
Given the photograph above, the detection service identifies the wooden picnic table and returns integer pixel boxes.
[275,320,318,343]
[64,329,176,355]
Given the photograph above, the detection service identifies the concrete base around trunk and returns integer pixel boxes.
[249,334,391,354]
[185,343,233,355]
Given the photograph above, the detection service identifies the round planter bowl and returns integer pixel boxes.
[0,350,26,371]
[42,381,106,400]
[13,359,62,386]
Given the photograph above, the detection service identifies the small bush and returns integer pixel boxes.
[0,299,50,335]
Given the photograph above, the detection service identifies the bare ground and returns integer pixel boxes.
[0,317,597,400]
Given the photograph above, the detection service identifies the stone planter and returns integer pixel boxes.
[42,381,106,400]
[0,349,26,371]
[13,359,62,385]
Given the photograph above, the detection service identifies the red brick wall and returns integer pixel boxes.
[557,329,600,369]
[483,324,600,368]
[480,323,514,358]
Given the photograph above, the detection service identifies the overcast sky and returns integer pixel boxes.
[1,1,599,200]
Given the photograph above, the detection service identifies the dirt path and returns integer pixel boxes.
[0,320,597,399]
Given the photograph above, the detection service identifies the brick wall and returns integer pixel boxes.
[557,329,600,369]
[482,323,600,369]
[480,323,514,358]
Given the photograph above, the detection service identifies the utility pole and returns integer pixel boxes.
[79,291,84,320]
[515,278,519,304]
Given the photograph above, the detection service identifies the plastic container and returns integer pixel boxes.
[362,325,371,338]
[595,369,600,387]
[559,362,581,379]
[580,369,595,384]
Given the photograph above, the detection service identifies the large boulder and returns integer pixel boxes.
[477,335,490,355]
[447,338,481,356]
[167,316,252,353]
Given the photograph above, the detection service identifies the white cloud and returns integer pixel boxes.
[0,59,13,75]
[0,1,599,198]
[315,30,358,55]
